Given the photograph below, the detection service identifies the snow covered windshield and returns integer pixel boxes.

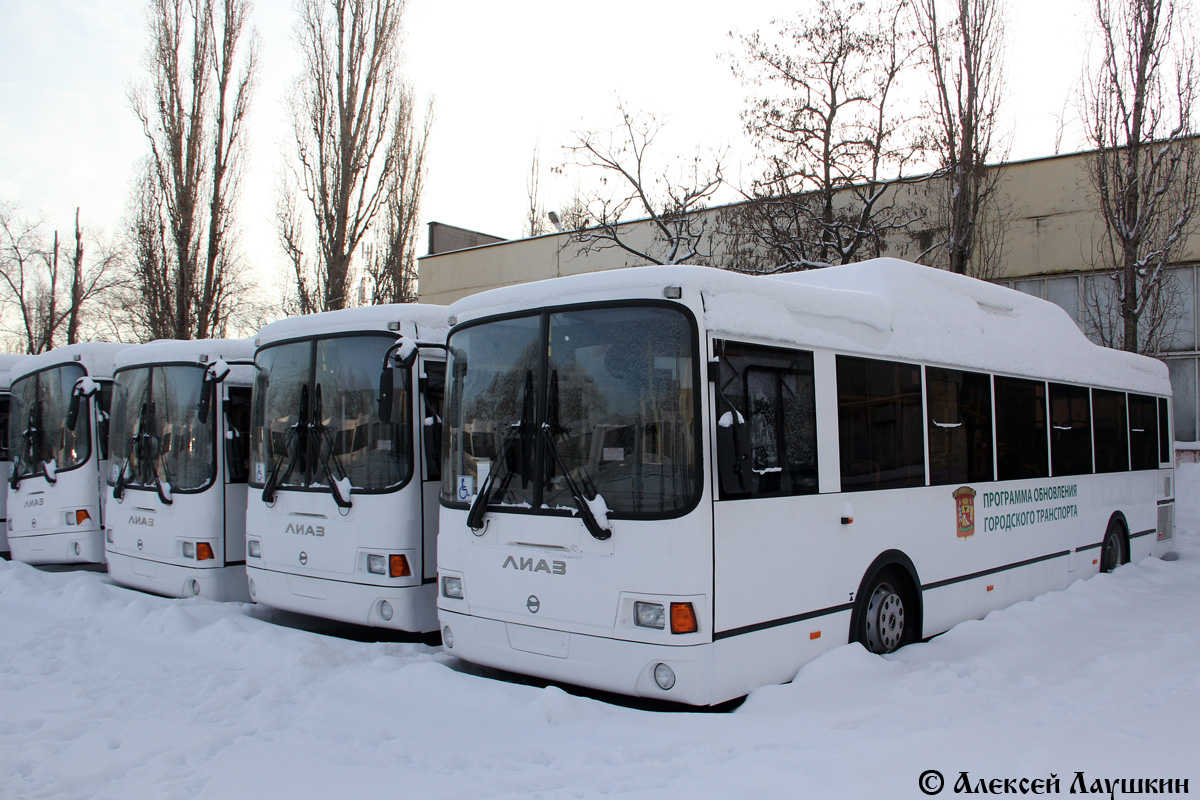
[109,365,215,494]
[444,304,700,518]
[250,334,412,494]
[9,364,90,480]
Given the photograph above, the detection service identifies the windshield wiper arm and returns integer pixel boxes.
[540,422,610,541]
[466,370,534,531]
[262,385,309,505]
[309,385,352,509]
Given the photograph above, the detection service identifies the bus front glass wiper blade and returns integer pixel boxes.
[310,385,352,509]
[540,422,610,541]
[262,385,309,505]
[466,370,534,531]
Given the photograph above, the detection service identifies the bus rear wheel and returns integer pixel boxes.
[858,571,912,654]
[1101,520,1127,573]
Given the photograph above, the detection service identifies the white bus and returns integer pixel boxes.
[436,259,1176,706]
[104,339,256,600]
[0,353,30,559]
[7,343,130,565]
[245,304,448,632]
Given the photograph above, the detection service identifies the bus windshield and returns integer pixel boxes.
[109,365,215,494]
[444,304,700,518]
[9,364,90,481]
[250,334,412,494]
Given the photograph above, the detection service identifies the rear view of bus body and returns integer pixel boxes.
[244,304,448,632]
[104,339,256,601]
[7,343,130,565]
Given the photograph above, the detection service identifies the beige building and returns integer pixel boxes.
[418,150,1200,442]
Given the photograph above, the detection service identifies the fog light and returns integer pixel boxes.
[72,541,81,557]
[248,578,256,598]
[634,601,666,629]
[441,575,463,599]
[182,542,196,559]
[187,579,201,596]
[443,626,454,649]
[367,554,386,574]
[247,539,261,558]
[379,600,393,621]
[653,663,676,691]
[196,542,214,561]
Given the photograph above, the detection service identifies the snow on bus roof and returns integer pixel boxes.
[10,342,132,382]
[255,303,450,346]
[447,259,1170,395]
[113,338,256,370]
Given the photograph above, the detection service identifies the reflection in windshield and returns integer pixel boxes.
[109,365,214,493]
[250,335,412,493]
[445,305,698,518]
[9,364,90,481]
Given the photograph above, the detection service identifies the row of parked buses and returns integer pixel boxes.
[0,259,1179,706]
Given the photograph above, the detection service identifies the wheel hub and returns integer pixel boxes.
[865,582,905,653]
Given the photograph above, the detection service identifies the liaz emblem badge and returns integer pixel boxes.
[954,487,976,538]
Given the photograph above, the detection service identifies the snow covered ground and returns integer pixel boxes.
[3,470,1200,799]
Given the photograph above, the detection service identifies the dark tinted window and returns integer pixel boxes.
[225,386,252,483]
[1049,383,1092,476]
[995,377,1048,480]
[1159,397,1171,465]
[1129,393,1158,471]
[927,367,994,485]
[1092,389,1129,473]
[837,356,924,491]
[0,394,10,461]
[715,341,818,499]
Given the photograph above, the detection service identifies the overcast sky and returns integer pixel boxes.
[0,0,1094,297]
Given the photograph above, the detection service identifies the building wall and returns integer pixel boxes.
[417,149,1200,440]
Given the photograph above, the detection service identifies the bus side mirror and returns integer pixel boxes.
[197,361,230,424]
[716,407,752,495]
[67,377,99,431]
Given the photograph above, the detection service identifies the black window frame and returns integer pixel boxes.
[836,355,925,492]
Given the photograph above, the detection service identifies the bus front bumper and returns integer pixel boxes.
[246,565,438,633]
[8,528,105,566]
[106,550,250,602]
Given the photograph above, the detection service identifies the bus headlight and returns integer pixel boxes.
[247,539,261,559]
[368,554,386,574]
[441,575,464,599]
[182,542,196,559]
[634,601,666,630]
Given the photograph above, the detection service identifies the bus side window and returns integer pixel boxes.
[421,361,446,482]
[928,367,995,485]
[1158,396,1171,465]
[225,386,252,483]
[1049,382,1092,477]
[0,394,9,461]
[995,377,1049,481]
[1128,393,1158,471]
[714,341,817,500]
[1092,389,1129,473]
[836,356,924,491]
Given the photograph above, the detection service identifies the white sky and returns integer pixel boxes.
[0,0,1094,297]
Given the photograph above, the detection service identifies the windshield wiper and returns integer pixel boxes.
[466,370,534,531]
[541,370,610,540]
[310,385,352,509]
[262,385,309,505]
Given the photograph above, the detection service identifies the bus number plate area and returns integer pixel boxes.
[506,622,569,658]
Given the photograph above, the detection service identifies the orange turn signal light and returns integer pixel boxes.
[670,602,698,634]
[389,554,411,578]
[196,542,215,561]
[75,510,91,525]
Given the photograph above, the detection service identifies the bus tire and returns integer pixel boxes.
[855,567,919,655]
[1100,517,1128,574]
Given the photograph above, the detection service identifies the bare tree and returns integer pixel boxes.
[913,0,1007,276]
[279,0,414,313]
[364,88,432,305]
[0,204,125,353]
[1081,0,1198,355]
[728,0,927,272]
[128,0,258,340]
[563,103,726,266]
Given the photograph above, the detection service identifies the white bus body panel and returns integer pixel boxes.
[7,463,106,565]
[436,262,1175,706]
[101,339,255,600]
[245,306,448,633]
